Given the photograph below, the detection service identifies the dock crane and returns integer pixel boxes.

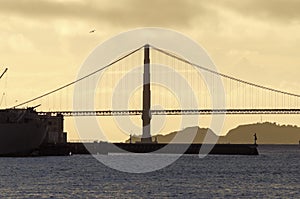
[0,68,8,79]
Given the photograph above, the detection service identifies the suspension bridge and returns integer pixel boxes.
[10,44,300,142]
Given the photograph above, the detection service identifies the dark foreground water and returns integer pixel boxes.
[0,145,299,198]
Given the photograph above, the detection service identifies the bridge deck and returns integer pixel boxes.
[38,109,300,116]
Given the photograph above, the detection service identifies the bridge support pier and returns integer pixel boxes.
[141,44,152,143]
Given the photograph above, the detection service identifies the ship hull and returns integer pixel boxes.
[0,122,46,156]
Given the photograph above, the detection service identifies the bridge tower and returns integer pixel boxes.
[141,44,152,143]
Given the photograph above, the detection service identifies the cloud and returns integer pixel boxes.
[0,0,213,27]
[218,0,300,23]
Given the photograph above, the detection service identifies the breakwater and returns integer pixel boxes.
[36,142,258,156]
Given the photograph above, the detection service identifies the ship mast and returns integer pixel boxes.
[0,68,8,107]
[0,68,8,80]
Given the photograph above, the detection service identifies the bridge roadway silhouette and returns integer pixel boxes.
[38,108,300,117]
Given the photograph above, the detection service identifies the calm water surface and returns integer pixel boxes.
[0,145,299,198]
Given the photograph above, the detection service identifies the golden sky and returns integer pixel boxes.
[1,0,300,141]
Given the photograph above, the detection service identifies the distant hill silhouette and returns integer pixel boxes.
[127,127,218,144]
[127,122,300,144]
[221,122,300,144]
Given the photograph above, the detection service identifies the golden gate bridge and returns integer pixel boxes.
[10,44,300,142]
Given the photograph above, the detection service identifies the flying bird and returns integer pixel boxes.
[89,29,96,33]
